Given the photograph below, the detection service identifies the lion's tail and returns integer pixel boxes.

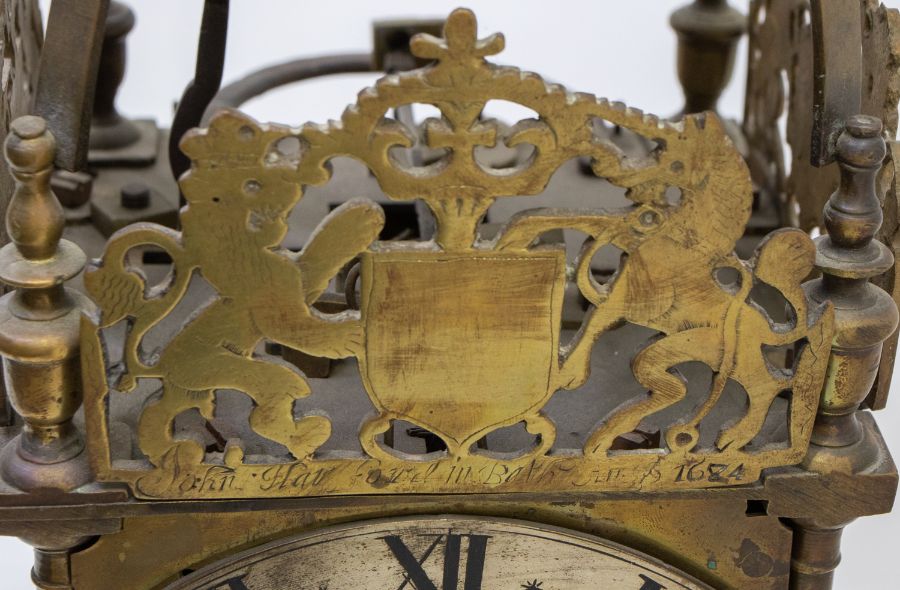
[84,223,195,383]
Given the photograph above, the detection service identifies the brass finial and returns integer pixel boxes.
[822,115,887,251]
[805,114,898,452]
[792,114,899,588]
[90,1,140,151]
[0,115,91,491]
[670,0,745,115]
[5,116,64,261]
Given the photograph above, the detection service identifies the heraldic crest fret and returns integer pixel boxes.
[80,8,834,499]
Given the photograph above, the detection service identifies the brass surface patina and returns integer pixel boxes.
[67,497,794,589]
[166,516,714,590]
[0,2,896,589]
[82,9,833,500]
[743,0,900,409]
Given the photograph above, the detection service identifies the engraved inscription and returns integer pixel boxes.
[674,462,745,484]
[134,455,766,499]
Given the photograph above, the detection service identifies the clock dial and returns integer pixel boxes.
[168,516,712,590]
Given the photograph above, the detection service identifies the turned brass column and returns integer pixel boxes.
[89,1,139,151]
[671,0,745,116]
[0,115,92,491]
[795,115,899,589]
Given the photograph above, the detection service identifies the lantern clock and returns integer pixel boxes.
[0,1,897,588]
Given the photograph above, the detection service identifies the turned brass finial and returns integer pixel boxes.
[90,1,140,151]
[790,115,899,588]
[823,116,886,250]
[0,115,92,491]
[805,115,899,452]
[5,116,64,261]
[670,0,745,115]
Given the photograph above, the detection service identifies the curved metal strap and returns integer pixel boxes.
[201,53,373,125]
[809,0,863,166]
[33,0,110,171]
[168,0,229,190]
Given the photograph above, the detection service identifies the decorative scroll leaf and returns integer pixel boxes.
[82,8,833,499]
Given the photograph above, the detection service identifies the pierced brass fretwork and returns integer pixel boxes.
[81,8,833,499]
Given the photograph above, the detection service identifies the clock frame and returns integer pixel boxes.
[0,2,897,589]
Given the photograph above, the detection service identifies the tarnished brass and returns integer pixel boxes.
[807,116,897,445]
[169,516,712,590]
[0,4,897,590]
[81,9,832,500]
[744,0,900,229]
[88,1,159,168]
[0,115,93,491]
[671,0,745,116]
[743,0,900,409]
[0,0,43,426]
[65,493,798,590]
[89,1,139,154]
[0,0,42,246]
[788,116,900,587]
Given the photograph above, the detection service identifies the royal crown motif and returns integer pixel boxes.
[81,8,833,499]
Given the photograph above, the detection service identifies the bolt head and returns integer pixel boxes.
[120,183,151,209]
